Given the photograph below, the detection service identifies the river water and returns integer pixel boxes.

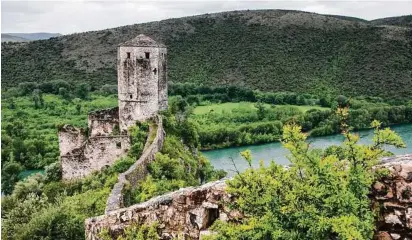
[203,124,412,176]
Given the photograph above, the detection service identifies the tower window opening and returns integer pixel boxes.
[130,94,133,99]
[145,52,150,59]
[116,142,121,149]
[126,52,131,59]
[153,68,157,75]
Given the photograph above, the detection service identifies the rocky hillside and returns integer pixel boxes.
[2,10,412,100]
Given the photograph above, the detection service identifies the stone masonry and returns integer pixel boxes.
[118,34,167,131]
[59,108,130,180]
[59,35,168,180]
[85,155,412,240]
[372,154,412,240]
[105,115,166,213]
[85,180,237,240]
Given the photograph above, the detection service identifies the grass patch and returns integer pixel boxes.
[193,102,328,115]
[147,121,158,146]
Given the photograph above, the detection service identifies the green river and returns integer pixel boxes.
[203,124,412,176]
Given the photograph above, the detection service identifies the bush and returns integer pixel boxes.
[12,174,45,199]
[208,116,405,239]
[44,162,62,182]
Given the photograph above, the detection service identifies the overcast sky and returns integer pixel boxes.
[2,0,411,34]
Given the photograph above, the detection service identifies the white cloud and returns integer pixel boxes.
[1,0,411,34]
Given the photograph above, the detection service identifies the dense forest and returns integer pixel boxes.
[2,10,412,100]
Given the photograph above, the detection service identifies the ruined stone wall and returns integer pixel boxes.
[118,45,167,131]
[59,107,131,180]
[58,125,87,156]
[61,136,131,180]
[105,115,165,213]
[372,154,412,240]
[88,108,120,136]
[86,180,235,240]
[85,155,412,240]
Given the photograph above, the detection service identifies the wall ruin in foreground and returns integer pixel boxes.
[86,154,412,240]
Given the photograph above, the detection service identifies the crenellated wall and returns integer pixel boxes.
[85,154,412,240]
[105,115,165,213]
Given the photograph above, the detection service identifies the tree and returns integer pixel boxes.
[18,82,38,96]
[208,108,405,240]
[58,87,71,100]
[255,102,267,120]
[73,98,82,115]
[32,89,44,109]
[44,162,62,182]
[75,83,90,99]
[1,161,23,194]
[336,95,349,108]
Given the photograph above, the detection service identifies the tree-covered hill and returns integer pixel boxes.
[2,10,412,100]
[371,15,412,27]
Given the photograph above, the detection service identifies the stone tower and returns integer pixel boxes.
[117,34,167,131]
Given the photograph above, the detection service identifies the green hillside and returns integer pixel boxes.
[2,10,412,100]
[371,15,412,27]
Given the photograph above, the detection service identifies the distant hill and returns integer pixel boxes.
[1,32,61,42]
[1,34,29,42]
[371,15,412,27]
[2,10,412,100]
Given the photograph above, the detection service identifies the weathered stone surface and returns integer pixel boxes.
[374,231,393,240]
[118,34,167,131]
[59,108,131,180]
[85,180,234,240]
[58,124,87,156]
[88,108,120,137]
[61,134,130,180]
[372,154,412,239]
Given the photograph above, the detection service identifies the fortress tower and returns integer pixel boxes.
[59,35,167,180]
[117,34,168,131]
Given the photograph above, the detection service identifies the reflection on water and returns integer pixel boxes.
[203,124,412,176]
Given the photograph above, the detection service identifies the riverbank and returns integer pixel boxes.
[203,123,412,175]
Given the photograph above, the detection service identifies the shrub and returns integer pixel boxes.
[209,112,405,239]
